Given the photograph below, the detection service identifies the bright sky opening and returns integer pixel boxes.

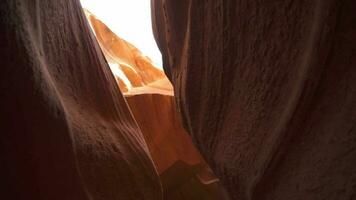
[80,0,162,69]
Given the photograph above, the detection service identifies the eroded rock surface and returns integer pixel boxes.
[0,0,162,199]
[152,0,356,199]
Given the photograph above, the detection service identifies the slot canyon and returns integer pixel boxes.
[0,0,355,200]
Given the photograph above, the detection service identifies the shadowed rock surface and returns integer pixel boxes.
[152,0,356,199]
[0,0,162,199]
[160,160,230,200]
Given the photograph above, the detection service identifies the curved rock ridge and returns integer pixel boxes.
[0,0,162,199]
[152,0,356,199]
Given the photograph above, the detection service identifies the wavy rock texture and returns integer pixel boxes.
[0,0,162,199]
[152,0,356,199]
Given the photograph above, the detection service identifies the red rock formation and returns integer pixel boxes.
[0,0,162,199]
[152,0,356,199]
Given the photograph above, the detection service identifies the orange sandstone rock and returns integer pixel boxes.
[87,12,165,88]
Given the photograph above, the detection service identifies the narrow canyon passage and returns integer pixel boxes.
[0,0,355,200]
[83,7,229,199]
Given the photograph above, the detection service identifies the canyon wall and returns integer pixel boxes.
[152,0,356,199]
[0,0,162,199]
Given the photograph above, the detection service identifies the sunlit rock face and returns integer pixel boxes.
[0,0,162,199]
[86,11,169,94]
[152,0,356,199]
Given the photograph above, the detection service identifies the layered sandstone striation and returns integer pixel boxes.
[152,0,356,199]
[0,0,161,199]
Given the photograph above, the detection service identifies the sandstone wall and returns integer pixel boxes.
[152,0,356,199]
[0,1,162,199]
